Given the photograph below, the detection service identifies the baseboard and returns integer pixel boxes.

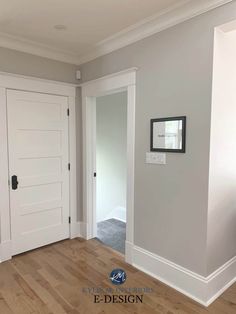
[113,217,126,223]
[131,244,236,306]
[103,206,126,223]
[205,256,236,305]
[98,216,126,223]
[79,221,88,239]
[125,240,133,264]
[0,240,12,262]
[70,221,87,239]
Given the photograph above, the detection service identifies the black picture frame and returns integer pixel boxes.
[150,116,186,153]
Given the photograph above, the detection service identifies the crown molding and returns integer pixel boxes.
[77,0,233,65]
[0,0,232,65]
[0,31,80,65]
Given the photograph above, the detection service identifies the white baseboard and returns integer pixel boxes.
[0,240,12,262]
[205,256,236,305]
[79,221,88,239]
[70,222,80,239]
[70,221,87,239]
[125,240,133,264]
[101,206,126,223]
[113,217,126,223]
[98,216,126,223]
[130,244,236,306]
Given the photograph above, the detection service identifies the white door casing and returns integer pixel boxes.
[81,68,136,264]
[7,90,70,255]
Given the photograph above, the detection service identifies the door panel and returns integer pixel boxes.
[7,90,70,255]
[18,157,61,177]
[17,130,62,155]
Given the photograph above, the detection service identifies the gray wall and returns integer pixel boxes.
[0,47,78,83]
[79,1,236,276]
[96,92,127,222]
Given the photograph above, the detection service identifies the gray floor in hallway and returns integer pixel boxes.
[97,218,126,254]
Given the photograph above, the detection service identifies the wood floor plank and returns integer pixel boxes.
[0,292,14,314]
[0,238,235,314]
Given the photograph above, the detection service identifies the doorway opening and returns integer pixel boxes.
[95,91,127,254]
[82,68,136,263]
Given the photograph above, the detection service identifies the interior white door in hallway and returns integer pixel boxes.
[7,90,70,255]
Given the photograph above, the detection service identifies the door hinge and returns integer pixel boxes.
[69,216,71,224]
[67,108,70,116]
[68,163,70,171]
[94,172,96,177]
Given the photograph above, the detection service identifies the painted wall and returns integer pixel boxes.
[207,27,236,274]
[96,92,127,223]
[79,1,236,276]
[0,47,78,83]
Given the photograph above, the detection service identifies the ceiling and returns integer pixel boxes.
[0,0,232,65]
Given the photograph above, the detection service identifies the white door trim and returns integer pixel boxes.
[68,96,79,239]
[0,72,77,262]
[81,68,136,264]
[0,87,11,261]
[0,71,76,96]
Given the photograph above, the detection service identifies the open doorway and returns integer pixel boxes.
[96,92,127,254]
[81,68,136,263]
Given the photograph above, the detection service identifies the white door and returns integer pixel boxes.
[7,90,70,255]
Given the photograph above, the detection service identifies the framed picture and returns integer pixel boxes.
[150,116,186,153]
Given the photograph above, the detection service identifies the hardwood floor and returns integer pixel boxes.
[0,238,235,314]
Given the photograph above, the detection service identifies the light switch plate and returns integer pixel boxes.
[146,152,166,165]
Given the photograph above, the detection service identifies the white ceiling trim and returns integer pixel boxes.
[0,0,232,65]
[77,0,233,65]
[0,31,79,64]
